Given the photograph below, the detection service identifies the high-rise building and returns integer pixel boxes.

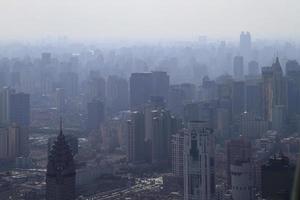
[262,66,274,122]
[239,32,251,59]
[231,81,245,119]
[127,111,146,163]
[86,99,104,131]
[0,87,14,125]
[106,75,129,114]
[129,71,169,110]
[238,112,268,139]
[261,154,295,200]
[248,61,259,76]
[172,130,185,178]
[233,56,244,80]
[9,92,30,127]
[56,88,65,116]
[184,121,215,200]
[285,60,300,130]
[151,71,170,103]
[0,127,8,159]
[60,72,79,97]
[0,124,28,160]
[262,58,287,122]
[225,137,252,187]
[130,72,153,109]
[245,81,262,117]
[168,85,185,117]
[230,161,254,200]
[46,123,76,200]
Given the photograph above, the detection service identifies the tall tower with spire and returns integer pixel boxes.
[46,120,76,200]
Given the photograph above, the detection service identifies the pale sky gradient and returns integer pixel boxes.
[0,0,299,41]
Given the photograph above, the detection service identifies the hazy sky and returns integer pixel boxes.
[0,0,299,41]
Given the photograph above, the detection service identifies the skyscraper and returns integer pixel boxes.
[239,32,251,59]
[233,56,244,80]
[261,154,295,200]
[130,71,169,110]
[230,161,254,200]
[231,81,245,120]
[172,130,185,178]
[248,61,259,76]
[127,111,146,163]
[86,99,104,131]
[184,121,215,200]
[130,72,153,109]
[0,87,14,125]
[106,75,129,114]
[9,92,30,127]
[225,137,252,186]
[262,57,287,122]
[46,122,76,200]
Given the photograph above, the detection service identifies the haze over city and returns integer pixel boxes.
[0,0,300,41]
[0,1,300,200]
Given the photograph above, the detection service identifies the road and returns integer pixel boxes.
[81,177,163,200]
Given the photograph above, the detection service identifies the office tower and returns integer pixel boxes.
[151,71,170,103]
[262,58,287,122]
[215,108,230,137]
[46,124,76,200]
[0,127,8,159]
[0,59,9,89]
[200,76,218,102]
[184,121,215,200]
[127,111,146,163]
[60,72,79,97]
[56,88,65,116]
[248,61,259,76]
[230,161,254,200]
[233,56,244,80]
[238,112,268,139]
[8,124,20,158]
[86,99,104,131]
[262,66,274,122]
[86,73,106,103]
[150,109,173,165]
[172,130,184,178]
[9,92,30,127]
[184,103,200,123]
[180,83,197,103]
[231,81,245,119]
[261,154,295,200]
[168,85,185,117]
[272,105,287,133]
[285,60,300,130]
[245,81,262,117]
[272,58,286,106]
[240,32,251,58]
[106,75,129,114]
[225,137,252,186]
[0,87,14,125]
[48,134,78,156]
[130,72,153,109]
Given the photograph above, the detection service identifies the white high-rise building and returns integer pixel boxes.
[184,121,215,200]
